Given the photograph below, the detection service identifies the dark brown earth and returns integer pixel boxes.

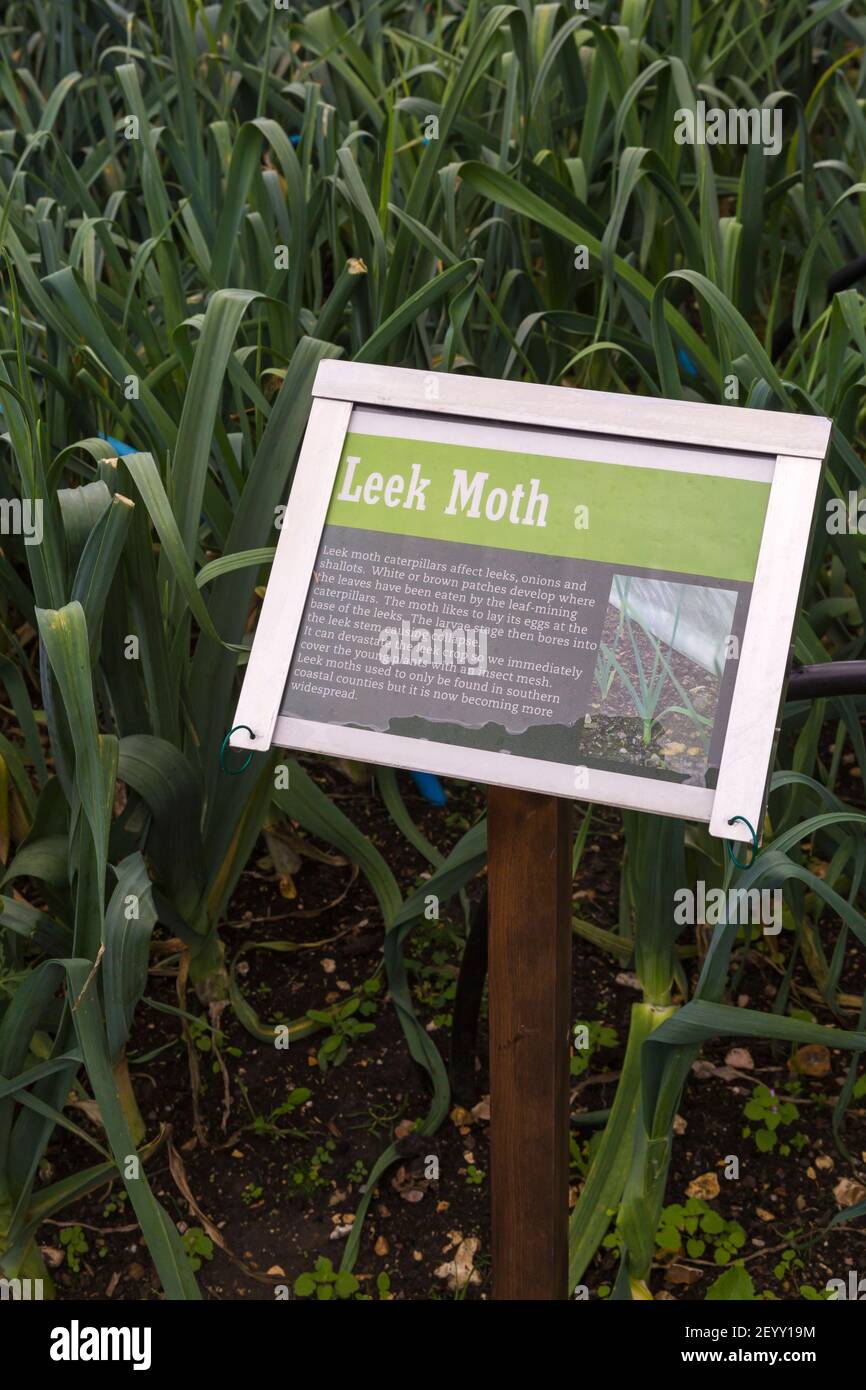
[37,753,866,1302]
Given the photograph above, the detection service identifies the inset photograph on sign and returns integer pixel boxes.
[278,407,766,791]
[582,575,739,786]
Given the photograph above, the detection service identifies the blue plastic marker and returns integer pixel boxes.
[410,770,447,805]
[99,432,136,456]
[677,347,698,378]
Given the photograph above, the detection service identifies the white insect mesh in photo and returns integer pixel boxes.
[609,577,737,677]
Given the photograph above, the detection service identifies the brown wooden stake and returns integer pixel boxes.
[488,786,572,1301]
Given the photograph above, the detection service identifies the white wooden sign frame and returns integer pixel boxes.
[230,362,831,845]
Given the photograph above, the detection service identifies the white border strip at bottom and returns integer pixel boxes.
[273,714,717,827]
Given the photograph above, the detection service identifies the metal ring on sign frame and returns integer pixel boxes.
[726,815,760,870]
[220,725,255,775]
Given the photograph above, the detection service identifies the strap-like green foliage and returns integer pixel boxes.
[0,0,864,1300]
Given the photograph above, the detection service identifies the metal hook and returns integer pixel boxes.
[726,814,759,870]
[220,725,255,775]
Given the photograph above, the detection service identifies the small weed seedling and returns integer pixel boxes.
[570,1017,619,1077]
[347,1157,368,1187]
[60,1225,88,1273]
[308,983,379,1072]
[189,1012,242,1072]
[293,1261,393,1301]
[249,1085,311,1140]
[294,1257,360,1300]
[605,1198,747,1266]
[182,1227,214,1272]
[101,1188,128,1219]
[288,1138,336,1198]
[742,1083,808,1155]
[657,1199,746,1264]
[774,1242,833,1299]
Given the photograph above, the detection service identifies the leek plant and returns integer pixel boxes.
[603,586,685,747]
[654,644,713,753]
[593,642,618,702]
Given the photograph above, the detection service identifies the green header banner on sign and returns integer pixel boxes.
[325,432,770,583]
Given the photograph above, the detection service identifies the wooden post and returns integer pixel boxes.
[487,786,572,1301]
